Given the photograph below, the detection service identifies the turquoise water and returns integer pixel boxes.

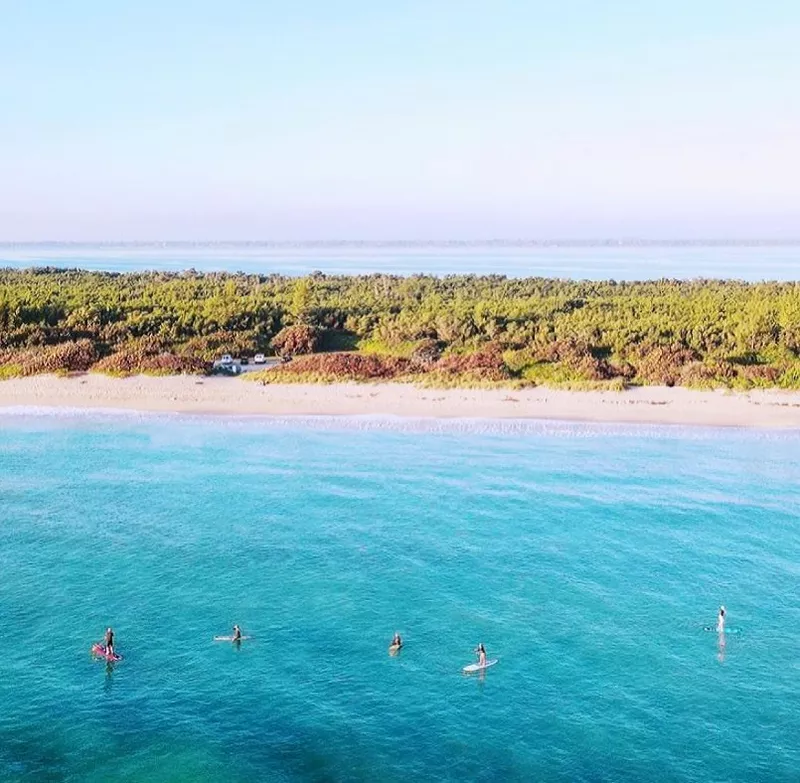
[2,413,800,781]
[1,242,800,280]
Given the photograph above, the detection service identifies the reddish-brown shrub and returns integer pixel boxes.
[633,345,699,386]
[6,340,99,376]
[533,338,591,364]
[739,364,781,385]
[94,350,208,376]
[527,338,619,381]
[570,355,617,381]
[278,352,409,380]
[612,361,636,380]
[678,361,729,386]
[271,324,320,358]
[435,343,510,381]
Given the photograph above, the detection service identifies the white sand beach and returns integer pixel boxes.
[0,374,799,427]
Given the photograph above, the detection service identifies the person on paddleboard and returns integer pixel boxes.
[475,643,487,666]
[391,632,402,648]
[104,627,115,657]
[716,606,726,633]
[232,625,242,642]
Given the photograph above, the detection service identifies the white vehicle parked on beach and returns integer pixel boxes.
[253,353,266,364]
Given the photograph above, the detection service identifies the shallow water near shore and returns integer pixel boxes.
[2,413,800,782]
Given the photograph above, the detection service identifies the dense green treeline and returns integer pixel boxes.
[1,268,799,387]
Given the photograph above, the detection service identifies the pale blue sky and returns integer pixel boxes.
[0,1,798,240]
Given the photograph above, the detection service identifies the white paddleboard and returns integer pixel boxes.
[463,659,498,673]
[213,635,251,641]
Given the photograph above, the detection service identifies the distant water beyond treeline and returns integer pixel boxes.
[1,241,799,280]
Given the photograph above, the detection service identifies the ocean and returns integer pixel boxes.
[1,242,799,280]
[1,412,799,781]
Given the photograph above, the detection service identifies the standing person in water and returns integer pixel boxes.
[716,606,726,633]
[104,627,115,657]
[232,625,242,642]
[475,643,487,666]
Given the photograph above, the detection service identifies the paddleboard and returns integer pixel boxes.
[91,643,123,662]
[463,659,498,673]
[213,635,251,641]
[388,643,402,654]
[703,627,740,635]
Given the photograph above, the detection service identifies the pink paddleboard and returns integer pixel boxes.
[91,643,122,662]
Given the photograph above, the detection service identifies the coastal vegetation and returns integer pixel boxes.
[1,268,799,389]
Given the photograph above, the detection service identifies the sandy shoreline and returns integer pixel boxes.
[0,374,799,428]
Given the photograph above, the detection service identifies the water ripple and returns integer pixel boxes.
[1,415,799,781]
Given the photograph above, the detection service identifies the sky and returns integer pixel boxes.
[0,1,798,241]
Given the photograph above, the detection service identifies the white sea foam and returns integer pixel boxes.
[1,404,798,441]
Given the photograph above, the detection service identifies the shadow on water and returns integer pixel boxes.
[104,659,116,692]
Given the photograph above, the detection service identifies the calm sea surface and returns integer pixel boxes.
[1,243,799,280]
[1,412,799,781]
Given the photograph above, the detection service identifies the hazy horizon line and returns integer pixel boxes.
[2,239,800,248]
